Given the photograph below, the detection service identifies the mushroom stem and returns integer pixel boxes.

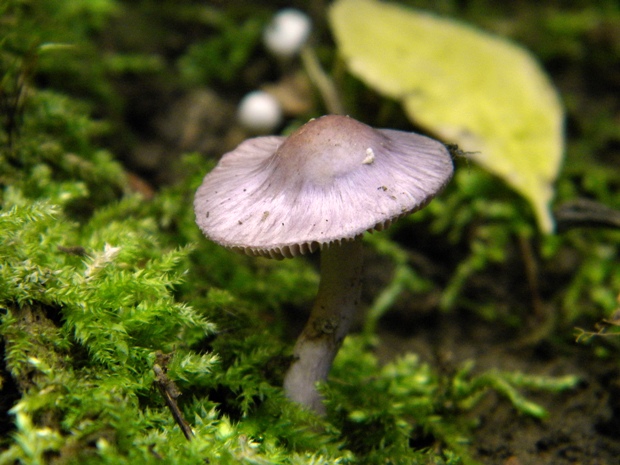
[283,236,364,414]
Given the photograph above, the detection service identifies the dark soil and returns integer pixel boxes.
[375,310,620,465]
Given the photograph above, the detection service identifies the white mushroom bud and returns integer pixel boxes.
[237,90,283,134]
[194,115,454,414]
[263,9,312,58]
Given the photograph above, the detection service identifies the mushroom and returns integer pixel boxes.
[263,8,312,59]
[194,115,453,413]
[237,90,283,134]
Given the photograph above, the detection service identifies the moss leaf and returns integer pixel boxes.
[329,0,564,232]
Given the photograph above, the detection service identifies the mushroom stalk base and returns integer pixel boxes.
[283,237,364,414]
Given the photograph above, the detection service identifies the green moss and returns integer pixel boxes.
[1,0,618,464]
[0,115,573,465]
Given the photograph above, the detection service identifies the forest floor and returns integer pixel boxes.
[129,71,620,465]
[9,1,616,463]
[374,310,620,464]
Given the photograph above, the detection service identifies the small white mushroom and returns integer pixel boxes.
[237,90,282,134]
[263,9,312,59]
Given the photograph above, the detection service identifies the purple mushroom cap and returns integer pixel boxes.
[194,115,453,259]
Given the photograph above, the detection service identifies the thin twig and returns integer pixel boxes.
[555,198,620,231]
[153,361,194,441]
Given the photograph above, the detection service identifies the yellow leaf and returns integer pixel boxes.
[329,0,564,233]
